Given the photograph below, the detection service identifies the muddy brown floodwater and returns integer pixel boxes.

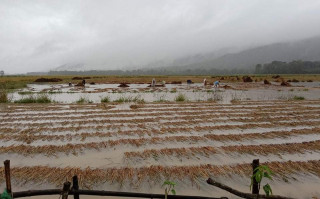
[1,82,320,199]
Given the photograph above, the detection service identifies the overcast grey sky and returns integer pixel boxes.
[1,0,320,73]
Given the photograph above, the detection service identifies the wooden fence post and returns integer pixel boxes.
[252,159,259,195]
[4,160,12,196]
[61,181,71,199]
[72,175,80,199]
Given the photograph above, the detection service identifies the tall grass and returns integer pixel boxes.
[14,94,52,103]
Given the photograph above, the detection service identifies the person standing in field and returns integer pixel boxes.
[204,78,207,86]
[214,80,220,88]
[151,78,156,87]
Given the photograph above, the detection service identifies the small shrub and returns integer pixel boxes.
[175,93,186,102]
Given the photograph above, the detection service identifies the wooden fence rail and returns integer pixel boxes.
[1,159,295,199]
[12,189,227,199]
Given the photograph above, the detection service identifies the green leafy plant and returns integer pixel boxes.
[250,165,273,196]
[162,180,176,199]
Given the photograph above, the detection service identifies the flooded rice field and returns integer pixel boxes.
[1,82,320,198]
[9,81,320,103]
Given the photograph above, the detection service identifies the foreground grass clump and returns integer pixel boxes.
[76,96,93,104]
[175,93,187,102]
[293,96,305,100]
[101,96,110,103]
[114,95,145,103]
[14,94,52,103]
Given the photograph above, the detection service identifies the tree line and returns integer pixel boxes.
[255,60,320,74]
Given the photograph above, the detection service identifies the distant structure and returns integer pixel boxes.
[0,70,4,77]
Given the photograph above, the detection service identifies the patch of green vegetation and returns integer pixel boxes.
[303,88,309,91]
[0,88,9,103]
[170,89,177,93]
[292,96,305,100]
[3,81,28,90]
[250,165,274,197]
[48,90,62,94]
[14,94,52,103]
[76,97,93,104]
[18,91,34,95]
[162,180,177,199]
[175,93,187,102]
[114,95,145,103]
[101,96,110,103]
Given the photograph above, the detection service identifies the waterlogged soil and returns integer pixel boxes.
[8,81,320,103]
[0,100,320,198]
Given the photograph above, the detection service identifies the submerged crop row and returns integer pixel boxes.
[0,127,319,144]
[1,136,319,157]
[0,160,319,188]
[124,140,320,159]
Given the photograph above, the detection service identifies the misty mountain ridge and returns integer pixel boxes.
[52,35,320,72]
[181,35,320,70]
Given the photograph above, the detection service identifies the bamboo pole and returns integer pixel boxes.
[12,189,228,199]
[72,176,80,199]
[252,159,259,195]
[61,181,71,199]
[207,178,294,199]
[4,160,12,196]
